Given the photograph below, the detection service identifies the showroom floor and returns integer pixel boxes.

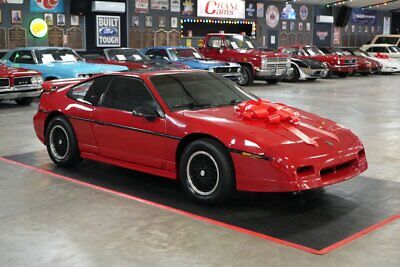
[0,75,399,266]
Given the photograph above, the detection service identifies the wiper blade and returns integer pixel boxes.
[172,103,215,110]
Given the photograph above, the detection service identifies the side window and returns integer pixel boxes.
[68,76,113,105]
[14,51,35,64]
[207,37,223,48]
[9,52,18,62]
[102,77,157,112]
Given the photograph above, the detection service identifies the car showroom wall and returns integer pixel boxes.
[0,0,394,52]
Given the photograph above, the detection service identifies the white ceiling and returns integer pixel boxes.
[277,0,400,12]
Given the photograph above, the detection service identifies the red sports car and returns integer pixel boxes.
[34,70,368,205]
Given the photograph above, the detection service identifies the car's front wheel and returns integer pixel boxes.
[46,116,82,167]
[238,65,254,86]
[179,138,235,205]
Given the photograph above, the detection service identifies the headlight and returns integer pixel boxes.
[31,76,43,84]
[209,68,215,72]
[261,58,268,69]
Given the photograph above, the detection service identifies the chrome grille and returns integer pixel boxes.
[214,67,240,74]
[14,77,33,86]
[0,78,10,88]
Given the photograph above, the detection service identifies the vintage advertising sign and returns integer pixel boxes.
[96,15,121,47]
[351,8,377,25]
[30,0,64,13]
[197,0,245,19]
[135,0,149,13]
[30,18,48,38]
[265,5,279,28]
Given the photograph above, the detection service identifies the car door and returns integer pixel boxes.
[92,75,166,169]
[204,36,227,61]
[66,76,114,155]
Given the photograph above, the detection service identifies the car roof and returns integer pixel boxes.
[102,69,204,79]
[147,46,194,50]
[10,47,73,51]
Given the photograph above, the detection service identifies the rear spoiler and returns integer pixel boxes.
[42,78,86,92]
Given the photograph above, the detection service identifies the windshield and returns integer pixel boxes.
[352,50,368,57]
[106,49,150,62]
[304,47,325,56]
[35,49,82,64]
[330,49,352,56]
[388,46,400,53]
[225,35,257,50]
[169,48,204,60]
[151,72,254,111]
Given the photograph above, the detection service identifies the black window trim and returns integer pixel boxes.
[10,50,38,64]
[98,75,166,118]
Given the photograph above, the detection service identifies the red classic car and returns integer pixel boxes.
[0,60,43,105]
[199,33,290,85]
[84,48,179,70]
[279,45,358,77]
[34,70,367,205]
[319,47,381,75]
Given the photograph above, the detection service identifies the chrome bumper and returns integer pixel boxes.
[298,68,329,79]
[0,85,42,100]
[255,68,288,79]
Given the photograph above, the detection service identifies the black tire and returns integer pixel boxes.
[337,72,349,78]
[266,79,280,84]
[15,98,34,105]
[306,78,318,81]
[179,138,235,205]
[46,116,82,167]
[285,65,300,82]
[238,65,254,86]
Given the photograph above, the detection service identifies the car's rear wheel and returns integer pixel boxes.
[179,138,235,205]
[238,65,254,86]
[285,65,300,82]
[15,98,34,105]
[46,116,82,167]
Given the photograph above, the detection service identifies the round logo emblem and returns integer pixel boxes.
[300,5,309,21]
[266,5,279,28]
[30,18,48,38]
[35,0,60,11]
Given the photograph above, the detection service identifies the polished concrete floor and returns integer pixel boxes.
[0,75,399,266]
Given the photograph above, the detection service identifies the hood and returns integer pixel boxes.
[0,64,40,77]
[292,58,326,69]
[180,105,357,157]
[177,58,239,69]
[119,60,175,70]
[39,61,128,75]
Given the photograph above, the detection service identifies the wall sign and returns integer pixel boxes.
[135,0,149,13]
[281,3,296,20]
[96,15,121,47]
[30,0,64,13]
[351,8,377,25]
[299,5,308,21]
[151,0,169,10]
[197,0,245,19]
[256,3,264,18]
[265,5,279,28]
[30,18,48,38]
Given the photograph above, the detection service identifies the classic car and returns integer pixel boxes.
[142,46,242,82]
[84,48,179,71]
[0,59,43,105]
[278,45,357,77]
[2,47,128,80]
[360,44,400,62]
[199,33,290,85]
[342,47,400,74]
[34,69,368,205]
[319,47,381,75]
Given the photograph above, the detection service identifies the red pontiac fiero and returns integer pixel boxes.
[33,70,367,205]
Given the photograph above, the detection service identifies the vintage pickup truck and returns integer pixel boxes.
[198,33,290,85]
[0,60,43,105]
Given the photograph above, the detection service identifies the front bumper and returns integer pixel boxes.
[331,64,357,73]
[255,68,288,79]
[297,67,328,80]
[0,85,42,100]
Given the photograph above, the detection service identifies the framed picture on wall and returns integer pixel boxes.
[132,16,139,27]
[281,21,287,31]
[71,15,79,26]
[171,17,178,28]
[145,16,152,27]
[11,10,22,24]
[290,21,295,31]
[298,22,303,31]
[306,22,311,31]
[351,25,355,33]
[44,13,53,26]
[57,14,66,26]
[159,16,166,28]
[0,10,2,24]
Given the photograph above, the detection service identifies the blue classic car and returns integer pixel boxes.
[142,46,242,82]
[2,47,128,80]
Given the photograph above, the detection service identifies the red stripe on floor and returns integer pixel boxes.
[1,156,398,255]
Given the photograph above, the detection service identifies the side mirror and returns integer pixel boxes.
[132,105,158,122]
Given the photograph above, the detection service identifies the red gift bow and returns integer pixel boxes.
[375,53,389,59]
[235,99,339,147]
